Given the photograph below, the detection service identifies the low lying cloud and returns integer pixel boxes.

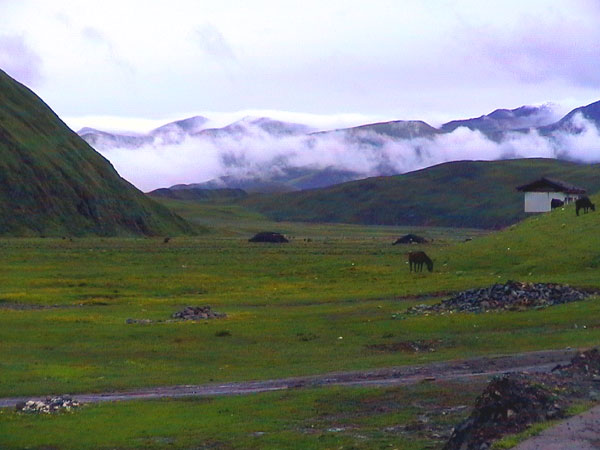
[97,114,600,192]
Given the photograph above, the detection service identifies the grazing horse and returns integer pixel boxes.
[550,198,564,209]
[408,251,433,272]
[576,196,595,216]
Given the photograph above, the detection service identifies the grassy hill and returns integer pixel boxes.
[242,158,600,229]
[148,187,248,202]
[0,69,196,236]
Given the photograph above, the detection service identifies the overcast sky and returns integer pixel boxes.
[2,0,600,131]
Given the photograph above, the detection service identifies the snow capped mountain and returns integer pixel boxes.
[195,117,315,139]
[78,101,600,192]
[440,104,560,138]
[150,116,209,144]
[78,127,153,150]
[539,100,600,135]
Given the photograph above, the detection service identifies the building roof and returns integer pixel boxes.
[516,177,586,194]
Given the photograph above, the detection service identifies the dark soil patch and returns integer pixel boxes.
[367,339,442,353]
[444,348,600,449]
[297,332,319,342]
[0,300,108,310]
[407,280,596,315]
[248,232,289,243]
[0,301,57,310]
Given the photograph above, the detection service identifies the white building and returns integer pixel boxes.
[516,177,586,213]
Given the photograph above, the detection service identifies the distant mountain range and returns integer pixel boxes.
[440,105,558,140]
[79,100,600,193]
[79,115,210,149]
[159,166,363,193]
[79,116,314,151]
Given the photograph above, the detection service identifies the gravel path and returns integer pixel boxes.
[513,404,600,450]
[0,348,575,408]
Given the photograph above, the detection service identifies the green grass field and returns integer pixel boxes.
[0,381,486,449]
[1,197,600,448]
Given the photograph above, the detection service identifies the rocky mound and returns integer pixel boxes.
[554,347,600,378]
[126,306,226,324]
[171,306,226,320]
[445,348,600,449]
[16,396,80,414]
[393,234,428,244]
[408,281,594,315]
[248,231,289,243]
[444,374,562,449]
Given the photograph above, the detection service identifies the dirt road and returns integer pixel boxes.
[0,348,576,408]
[513,404,600,449]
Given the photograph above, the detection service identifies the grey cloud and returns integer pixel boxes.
[82,26,108,44]
[54,11,72,27]
[81,26,135,74]
[0,34,43,86]
[194,24,236,61]
[462,8,600,87]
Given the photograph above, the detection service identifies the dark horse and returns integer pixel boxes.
[408,251,433,272]
[576,196,595,216]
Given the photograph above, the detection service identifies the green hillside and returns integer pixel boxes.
[148,187,248,202]
[243,158,600,229]
[0,69,195,236]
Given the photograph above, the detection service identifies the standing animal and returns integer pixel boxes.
[576,196,595,216]
[408,251,433,272]
[550,199,564,209]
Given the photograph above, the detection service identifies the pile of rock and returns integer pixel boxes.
[16,396,80,414]
[172,305,226,320]
[249,232,289,243]
[444,374,562,449]
[408,281,594,315]
[392,234,428,245]
[125,318,153,324]
[555,348,600,378]
[444,348,600,450]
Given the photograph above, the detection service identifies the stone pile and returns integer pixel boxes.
[16,396,80,414]
[408,281,594,315]
[249,232,289,243]
[444,348,600,450]
[171,305,226,320]
[554,348,600,378]
[392,234,428,245]
[125,318,153,324]
[126,306,226,324]
[444,374,562,450]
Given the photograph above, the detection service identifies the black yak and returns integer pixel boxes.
[408,251,433,272]
[576,196,595,216]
